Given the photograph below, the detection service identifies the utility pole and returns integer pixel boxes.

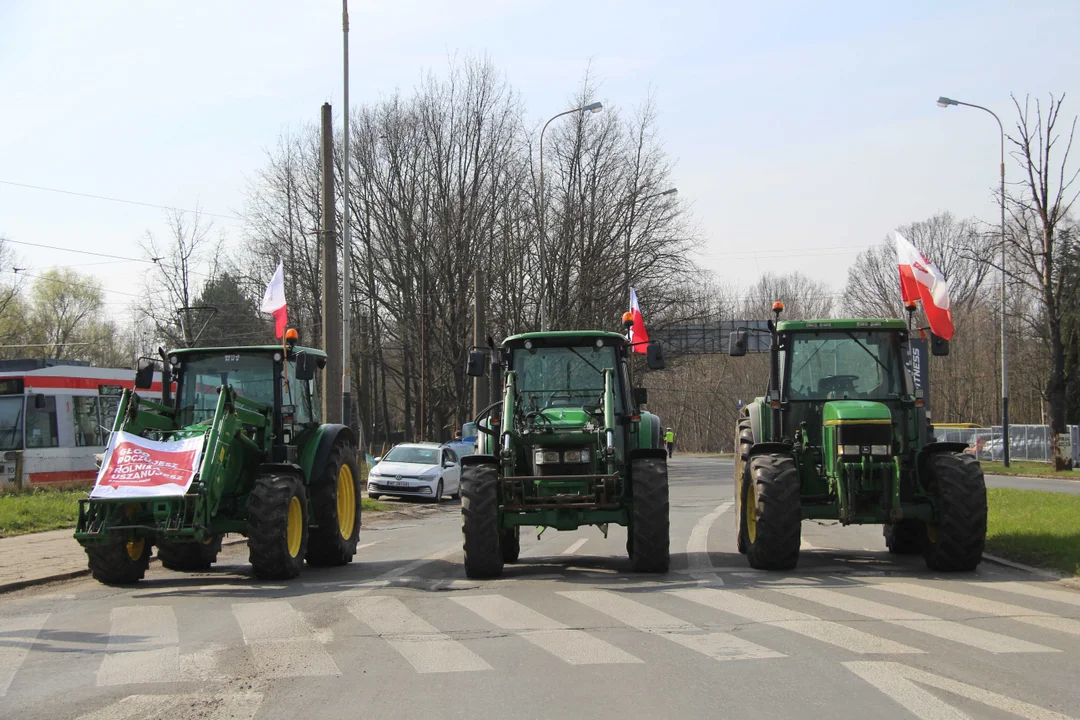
[359,313,371,450]
[419,263,426,441]
[320,102,343,424]
[472,269,488,418]
[341,0,354,438]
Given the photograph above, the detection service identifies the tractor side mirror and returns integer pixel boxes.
[646,342,665,370]
[295,352,318,381]
[931,333,949,356]
[729,330,748,357]
[466,350,486,377]
[134,358,156,390]
[633,387,649,406]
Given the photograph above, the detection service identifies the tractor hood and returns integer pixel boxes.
[538,406,594,429]
[823,400,892,425]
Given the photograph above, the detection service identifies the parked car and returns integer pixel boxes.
[367,442,461,502]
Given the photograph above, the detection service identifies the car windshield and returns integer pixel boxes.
[0,396,24,451]
[383,446,439,465]
[178,354,275,423]
[512,345,617,409]
[786,331,904,400]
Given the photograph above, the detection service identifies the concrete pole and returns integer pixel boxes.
[472,269,488,418]
[341,0,353,438]
[320,103,343,424]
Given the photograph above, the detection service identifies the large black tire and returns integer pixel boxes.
[306,442,362,567]
[922,452,987,571]
[735,418,754,554]
[461,463,503,578]
[629,457,670,573]
[745,454,801,570]
[86,536,152,585]
[248,472,308,580]
[500,527,520,563]
[884,520,923,555]
[157,535,223,571]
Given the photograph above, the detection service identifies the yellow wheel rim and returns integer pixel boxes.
[337,464,356,540]
[287,496,303,558]
[745,482,757,544]
[926,523,939,544]
[126,537,145,561]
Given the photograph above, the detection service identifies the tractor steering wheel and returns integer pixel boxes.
[817,374,860,395]
[544,391,576,407]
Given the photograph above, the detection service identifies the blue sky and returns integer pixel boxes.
[1,0,1077,318]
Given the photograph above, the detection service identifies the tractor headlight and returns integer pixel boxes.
[534,450,560,464]
[563,450,587,463]
[871,444,890,456]
[840,445,861,457]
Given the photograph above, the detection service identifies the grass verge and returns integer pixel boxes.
[362,497,388,512]
[980,460,1078,480]
[985,488,1080,577]
[0,489,83,537]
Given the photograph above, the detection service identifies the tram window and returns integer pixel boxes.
[73,396,101,447]
[25,395,59,448]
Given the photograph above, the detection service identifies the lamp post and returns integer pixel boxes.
[937,95,1009,466]
[341,0,353,431]
[624,187,678,302]
[538,101,603,331]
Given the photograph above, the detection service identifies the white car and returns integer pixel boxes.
[367,442,461,502]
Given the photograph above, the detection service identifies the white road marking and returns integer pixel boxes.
[452,595,642,665]
[97,607,181,686]
[559,590,784,662]
[350,596,490,673]
[801,539,816,550]
[873,583,1080,637]
[778,587,1056,653]
[304,544,460,590]
[562,538,588,555]
[0,614,48,696]
[973,581,1080,608]
[232,601,339,678]
[844,661,1076,720]
[672,588,922,654]
[76,692,263,720]
[355,541,381,551]
[686,501,732,583]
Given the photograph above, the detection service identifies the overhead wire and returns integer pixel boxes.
[0,180,244,222]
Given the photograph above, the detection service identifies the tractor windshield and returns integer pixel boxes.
[178,354,276,424]
[786,331,905,401]
[513,345,619,410]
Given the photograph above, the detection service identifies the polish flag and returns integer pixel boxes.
[629,287,650,354]
[895,233,954,340]
[261,262,288,338]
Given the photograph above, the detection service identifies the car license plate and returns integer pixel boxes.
[385,480,408,488]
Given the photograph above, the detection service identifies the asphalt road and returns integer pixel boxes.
[984,472,1080,495]
[1,455,1079,720]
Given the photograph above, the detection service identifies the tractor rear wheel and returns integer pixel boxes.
[922,452,986,571]
[461,463,503,579]
[735,418,754,554]
[629,457,670,573]
[501,527,520,563]
[86,535,152,585]
[884,520,923,555]
[248,472,309,580]
[306,441,362,567]
[745,454,801,570]
[157,534,223,571]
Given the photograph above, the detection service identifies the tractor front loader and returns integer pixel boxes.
[74,337,363,584]
[730,303,986,571]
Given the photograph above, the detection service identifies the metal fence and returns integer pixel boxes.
[932,424,1080,465]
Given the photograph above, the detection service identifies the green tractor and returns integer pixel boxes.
[74,338,363,584]
[460,323,669,578]
[730,304,986,571]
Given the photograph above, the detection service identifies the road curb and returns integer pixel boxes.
[981,551,1063,579]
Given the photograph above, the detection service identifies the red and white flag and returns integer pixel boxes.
[629,287,650,354]
[261,261,288,338]
[895,232,954,340]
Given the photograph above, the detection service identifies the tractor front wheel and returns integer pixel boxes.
[157,535,223,571]
[629,457,670,573]
[248,472,309,580]
[884,520,923,555]
[461,463,503,578]
[922,453,986,571]
[306,442,363,567]
[745,454,801,570]
[500,527,520,563]
[86,535,152,585]
[735,417,754,554]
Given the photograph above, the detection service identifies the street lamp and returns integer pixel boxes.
[937,95,1010,466]
[624,187,678,301]
[538,101,604,331]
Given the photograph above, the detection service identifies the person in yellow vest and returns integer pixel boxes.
[665,427,675,457]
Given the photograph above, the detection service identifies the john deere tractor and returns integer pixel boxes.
[460,323,669,578]
[730,305,986,571]
[74,337,363,584]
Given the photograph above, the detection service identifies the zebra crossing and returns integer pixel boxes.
[1,575,1078,698]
